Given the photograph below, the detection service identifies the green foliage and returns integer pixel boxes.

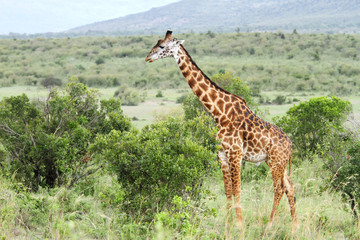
[91,113,219,219]
[95,57,105,65]
[1,33,359,94]
[319,120,360,217]
[0,81,131,190]
[114,86,145,106]
[156,90,164,98]
[274,96,352,160]
[154,194,216,235]
[272,95,287,105]
[41,77,62,88]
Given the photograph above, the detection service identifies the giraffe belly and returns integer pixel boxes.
[243,152,268,165]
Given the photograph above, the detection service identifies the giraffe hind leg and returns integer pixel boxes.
[284,171,299,228]
[268,168,285,227]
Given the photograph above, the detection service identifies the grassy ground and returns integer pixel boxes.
[1,158,359,239]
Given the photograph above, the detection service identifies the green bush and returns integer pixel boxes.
[272,95,287,105]
[91,113,219,219]
[114,86,144,106]
[95,57,105,65]
[41,77,62,88]
[318,120,360,218]
[274,96,352,160]
[0,81,131,190]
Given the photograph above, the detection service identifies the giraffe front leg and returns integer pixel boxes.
[226,149,244,228]
[218,150,233,212]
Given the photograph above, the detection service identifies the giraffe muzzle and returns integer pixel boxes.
[145,56,154,63]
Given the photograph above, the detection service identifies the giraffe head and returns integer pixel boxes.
[145,30,184,63]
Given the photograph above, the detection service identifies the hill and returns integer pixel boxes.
[67,0,360,36]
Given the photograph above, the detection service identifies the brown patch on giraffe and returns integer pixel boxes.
[224,95,230,102]
[192,71,198,78]
[247,132,254,140]
[188,77,196,88]
[179,63,187,71]
[220,117,230,127]
[217,99,225,112]
[209,90,217,102]
[234,102,241,111]
[183,70,190,78]
[201,94,210,103]
[199,82,209,91]
[212,106,220,116]
[204,103,213,110]
[194,87,202,97]
[233,130,239,137]
[229,109,237,121]
[225,103,233,114]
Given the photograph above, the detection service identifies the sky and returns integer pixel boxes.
[0,0,180,35]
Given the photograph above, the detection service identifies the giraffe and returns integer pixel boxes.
[145,31,299,229]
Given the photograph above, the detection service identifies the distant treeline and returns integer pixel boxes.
[0,32,359,95]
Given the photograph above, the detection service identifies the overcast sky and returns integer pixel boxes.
[0,0,180,34]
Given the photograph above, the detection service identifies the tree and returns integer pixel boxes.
[274,96,352,160]
[0,81,131,190]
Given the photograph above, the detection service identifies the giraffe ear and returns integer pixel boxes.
[176,40,185,45]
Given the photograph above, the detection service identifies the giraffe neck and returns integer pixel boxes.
[175,45,234,119]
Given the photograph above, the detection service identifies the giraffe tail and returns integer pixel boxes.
[288,154,292,176]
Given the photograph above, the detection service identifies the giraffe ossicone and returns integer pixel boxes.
[145,31,299,229]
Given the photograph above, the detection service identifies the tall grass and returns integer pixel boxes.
[1,158,359,239]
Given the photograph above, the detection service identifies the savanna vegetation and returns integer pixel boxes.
[0,32,359,94]
[0,32,360,239]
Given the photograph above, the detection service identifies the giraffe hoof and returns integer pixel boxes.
[292,221,300,231]
[265,221,273,232]
[236,219,244,231]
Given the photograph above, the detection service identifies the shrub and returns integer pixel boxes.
[156,90,163,98]
[91,113,219,219]
[274,96,352,160]
[95,57,105,65]
[318,116,360,217]
[176,94,188,104]
[272,95,287,105]
[0,81,131,190]
[41,77,62,88]
[114,86,144,106]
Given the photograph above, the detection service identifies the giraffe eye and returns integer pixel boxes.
[159,46,165,49]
